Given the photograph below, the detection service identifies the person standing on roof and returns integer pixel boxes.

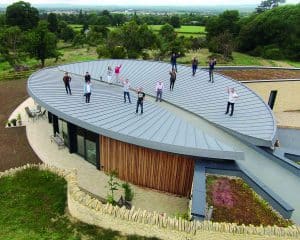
[136,87,145,114]
[208,58,217,83]
[155,80,164,102]
[169,68,176,91]
[85,72,91,83]
[122,78,131,103]
[83,80,92,103]
[170,52,180,72]
[107,66,113,84]
[225,87,239,116]
[63,72,72,95]
[192,57,198,76]
[114,64,122,83]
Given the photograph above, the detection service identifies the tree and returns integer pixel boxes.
[0,26,25,69]
[107,21,156,59]
[6,1,39,30]
[238,4,300,60]
[57,21,75,42]
[26,21,58,67]
[206,10,240,41]
[72,33,86,47]
[159,24,177,43]
[47,13,58,33]
[0,14,5,27]
[169,15,181,28]
[256,0,286,13]
[209,31,235,60]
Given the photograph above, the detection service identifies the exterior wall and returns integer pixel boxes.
[100,135,195,197]
[245,81,300,112]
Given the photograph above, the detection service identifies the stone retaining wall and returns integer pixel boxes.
[1,164,300,239]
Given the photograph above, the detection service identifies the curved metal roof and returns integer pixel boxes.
[57,59,277,146]
[28,66,244,160]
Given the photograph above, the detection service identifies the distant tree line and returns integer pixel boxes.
[47,10,208,28]
[0,0,299,70]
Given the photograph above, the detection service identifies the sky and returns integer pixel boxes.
[1,0,299,6]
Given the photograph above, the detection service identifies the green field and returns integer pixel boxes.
[0,167,158,239]
[150,25,206,37]
[70,24,206,37]
[70,24,83,32]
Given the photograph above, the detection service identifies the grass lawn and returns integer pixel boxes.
[206,175,293,227]
[0,167,159,240]
[149,25,206,37]
[69,24,83,32]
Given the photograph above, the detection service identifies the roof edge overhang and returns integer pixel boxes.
[27,81,244,161]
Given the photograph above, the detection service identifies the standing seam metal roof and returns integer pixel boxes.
[27,66,244,160]
[58,59,277,146]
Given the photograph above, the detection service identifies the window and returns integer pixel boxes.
[58,119,69,147]
[76,127,98,166]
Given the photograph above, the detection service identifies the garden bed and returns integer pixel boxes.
[206,175,293,227]
[219,69,300,81]
[0,79,42,171]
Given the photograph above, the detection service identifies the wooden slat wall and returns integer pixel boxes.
[100,136,195,197]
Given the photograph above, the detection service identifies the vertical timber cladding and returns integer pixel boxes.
[100,135,195,197]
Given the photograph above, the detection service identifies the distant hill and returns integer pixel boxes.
[0,4,257,14]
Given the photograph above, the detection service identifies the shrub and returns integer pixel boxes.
[127,50,140,59]
[111,46,126,59]
[106,170,119,205]
[262,46,283,60]
[10,118,17,126]
[249,46,264,57]
[121,182,134,202]
[96,44,110,58]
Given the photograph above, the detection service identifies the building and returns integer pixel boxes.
[28,60,298,221]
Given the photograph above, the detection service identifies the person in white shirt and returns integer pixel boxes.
[122,79,131,103]
[225,87,239,116]
[155,81,164,102]
[84,80,92,103]
[107,66,113,84]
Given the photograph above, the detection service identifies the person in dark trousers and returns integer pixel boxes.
[122,78,131,103]
[169,68,176,91]
[225,87,239,116]
[155,80,164,102]
[83,80,92,103]
[170,52,180,72]
[63,72,72,95]
[85,72,91,82]
[192,57,198,76]
[208,58,217,83]
[136,88,145,114]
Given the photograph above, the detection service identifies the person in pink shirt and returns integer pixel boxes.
[155,81,164,102]
[114,64,122,83]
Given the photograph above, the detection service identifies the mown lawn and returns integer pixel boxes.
[206,175,293,227]
[0,167,159,240]
[149,25,206,37]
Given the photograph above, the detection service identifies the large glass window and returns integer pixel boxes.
[58,119,69,147]
[76,127,98,167]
